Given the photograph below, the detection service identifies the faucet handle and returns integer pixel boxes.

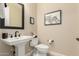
[18,33,21,37]
[10,34,13,38]
[9,34,13,38]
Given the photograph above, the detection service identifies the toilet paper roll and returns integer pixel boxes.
[48,40,54,44]
[33,35,37,38]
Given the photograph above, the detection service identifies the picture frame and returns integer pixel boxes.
[30,17,34,24]
[44,10,62,25]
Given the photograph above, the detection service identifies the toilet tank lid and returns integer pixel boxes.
[35,44,49,49]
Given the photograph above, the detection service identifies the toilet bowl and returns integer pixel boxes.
[35,44,49,56]
[30,38,49,56]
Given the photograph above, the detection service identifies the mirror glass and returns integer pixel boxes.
[0,3,24,29]
[5,3,22,27]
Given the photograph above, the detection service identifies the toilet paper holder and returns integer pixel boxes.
[47,39,54,45]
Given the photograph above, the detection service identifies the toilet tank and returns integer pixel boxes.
[30,38,39,46]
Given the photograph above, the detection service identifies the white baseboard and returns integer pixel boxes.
[0,52,9,56]
[48,51,65,56]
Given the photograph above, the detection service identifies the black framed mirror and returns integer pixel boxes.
[0,3,24,29]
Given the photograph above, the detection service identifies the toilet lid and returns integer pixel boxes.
[35,44,49,49]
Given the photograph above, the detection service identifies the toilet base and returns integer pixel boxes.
[33,53,47,56]
[33,50,48,56]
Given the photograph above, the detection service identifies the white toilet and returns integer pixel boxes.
[30,38,49,56]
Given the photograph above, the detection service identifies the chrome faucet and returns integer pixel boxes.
[15,31,19,37]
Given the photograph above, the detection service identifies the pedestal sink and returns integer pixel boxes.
[1,36,33,56]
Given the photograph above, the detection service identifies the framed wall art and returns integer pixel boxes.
[44,10,62,25]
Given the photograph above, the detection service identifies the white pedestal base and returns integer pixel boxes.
[15,43,26,56]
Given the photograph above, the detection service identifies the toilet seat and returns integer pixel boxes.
[35,44,49,49]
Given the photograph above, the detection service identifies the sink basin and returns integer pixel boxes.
[1,36,33,45]
[1,36,33,56]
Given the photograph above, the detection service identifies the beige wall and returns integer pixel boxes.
[37,3,78,56]
[73,4,79,56]
[0,3,37,54]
